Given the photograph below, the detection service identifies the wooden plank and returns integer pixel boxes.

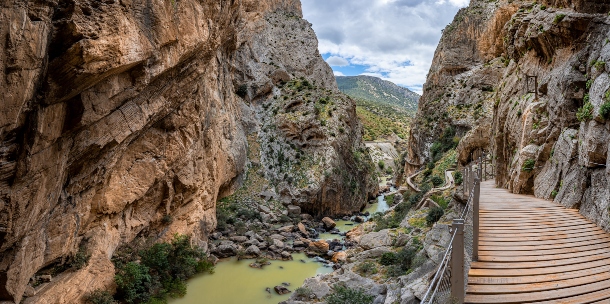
[467,271,610,294]
[465,277,610,303]
[478,241,610,257]
[528,285,610,304]
[468,265,610,285]
[469,252,610,277]
[479,234,610,247]
[477,248,610,262]
[479,219,593,228]
[479,225,600,237]
[471,252,610,269]
[479,237,610,252]
[478,230,607,242]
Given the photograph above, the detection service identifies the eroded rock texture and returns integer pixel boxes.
[407,0,610,230]
[0,0,375,302]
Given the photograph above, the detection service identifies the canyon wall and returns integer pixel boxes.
[407,0,610,227]
[0,0,375,302]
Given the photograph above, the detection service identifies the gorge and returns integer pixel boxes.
[2,0,610,303]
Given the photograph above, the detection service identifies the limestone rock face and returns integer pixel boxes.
[0,0,375,302]
[407,0,610,231]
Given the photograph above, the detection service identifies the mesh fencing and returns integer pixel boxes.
[421,184,475,304]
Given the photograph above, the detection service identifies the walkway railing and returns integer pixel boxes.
[421,152,492,304]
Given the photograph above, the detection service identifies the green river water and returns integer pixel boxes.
[170,253,332,304]
[172,194,392,304]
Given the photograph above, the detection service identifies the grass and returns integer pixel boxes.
[553,13,566,24]
[522,159,536,172]
[326,286,375,304]
[356,261,378,276]
[355,98,412,140]
[576,101,593,122]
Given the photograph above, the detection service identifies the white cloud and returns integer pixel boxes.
[302,0,468,92]
[326,56,350,67]
[333,71,346,76]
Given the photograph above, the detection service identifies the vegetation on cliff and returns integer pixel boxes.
[106,235,214,304]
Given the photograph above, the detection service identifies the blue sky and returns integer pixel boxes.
[302,0,469,94]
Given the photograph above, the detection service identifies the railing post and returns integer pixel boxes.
[468,164,474,194]
[451,218,465,303]
[473,177,481,261]
[483,152,487,181]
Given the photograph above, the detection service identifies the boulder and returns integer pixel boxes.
[213,244,237,258]
[270,234,286,241]
[287,205,301,216]
[273,239,285,249]
[359,229,393,250]
[230,236,248,243]
[308,240,329,253]
[355,246,392,259]
[301,214,314,221]
[245,245,261,257]
[394,234,410,247]
[322,217,336,230]
[274,285,292,295]
[300,277,330,299]
[278,225,294,233]
[297,222,309,236]
[331,251,347,263]
[23,285,36,297]
[281,251,292,260]
[258,205,272,214]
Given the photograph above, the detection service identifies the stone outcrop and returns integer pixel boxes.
[0,0,375,302]
[406,0,610,231]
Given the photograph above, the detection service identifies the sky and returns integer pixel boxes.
[301,0,470,94]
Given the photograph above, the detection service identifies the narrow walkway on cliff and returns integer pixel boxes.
[465,181,610,303]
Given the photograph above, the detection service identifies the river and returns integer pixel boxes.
[172,193,393,304]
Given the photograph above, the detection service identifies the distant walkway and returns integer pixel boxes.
[466,181,610,303]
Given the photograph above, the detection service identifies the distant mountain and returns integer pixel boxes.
[336,75,420,112]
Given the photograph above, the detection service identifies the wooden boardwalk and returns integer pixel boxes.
[465,181,610,304]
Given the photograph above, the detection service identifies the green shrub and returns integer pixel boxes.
[430,175,444,187]
[551,190,558,199]
[593,60,606,70]
[379,246,419,277]
[357,262,378,276]
[430,127,459,162]
[373,200,412,232]
[85,290,117,304]
[115,262,152,303]
[553,13,566,24]
[295,287,314,300]
[379,252,398,266]
[577,101,593,122]
[378,160,385,170]
[600,102,610,120]
[114,235,213,303]
[426,207,444,226]
[326,286,374,304]
[68,245,91,270]
[408,192,423,205]
[522,159,536,172]
[454,171,463,185]
[236,84,248,97]
[431,195,449,209]
[385,194,395,206]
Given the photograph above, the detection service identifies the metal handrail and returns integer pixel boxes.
[421,185,475,303]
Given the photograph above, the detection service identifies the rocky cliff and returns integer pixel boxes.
[406,0,610,229]
[0,0,375,302]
